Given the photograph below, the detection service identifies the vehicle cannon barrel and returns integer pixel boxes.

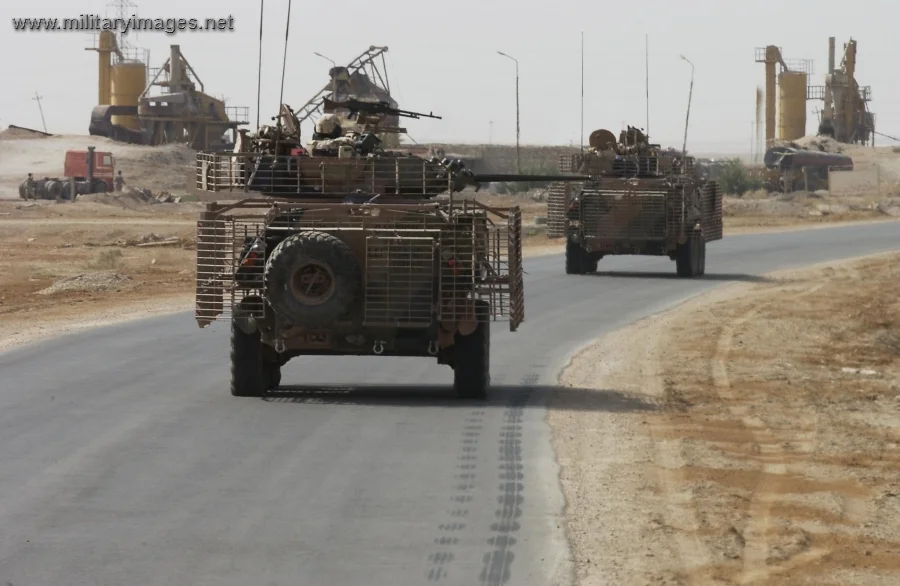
[449,172,593,192]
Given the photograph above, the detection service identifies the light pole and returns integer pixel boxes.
[680,55,694,158]
[497,51,520,173]
[313,52,337,100]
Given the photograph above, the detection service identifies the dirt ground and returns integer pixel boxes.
[1,192,898,352]
[0,199,198,351]
[550,252,900,585]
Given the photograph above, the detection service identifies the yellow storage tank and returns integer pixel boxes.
[110,61,147,131]
[778,71,807,141]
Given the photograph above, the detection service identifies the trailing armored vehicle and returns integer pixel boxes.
[546,126,723,277]
[194,100,589,399]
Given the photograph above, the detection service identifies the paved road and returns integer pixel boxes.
[0,222,896,586]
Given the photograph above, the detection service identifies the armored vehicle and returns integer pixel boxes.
[194,100,589,399]
[546,126,723,277]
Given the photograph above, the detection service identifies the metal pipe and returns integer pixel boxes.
[828,36,835,73]
[87,146,95,183]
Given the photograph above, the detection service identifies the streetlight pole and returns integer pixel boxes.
[313,52,337,101]
[679,55,694,159]
[497,51,520,173]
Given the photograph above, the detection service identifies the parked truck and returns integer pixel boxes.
[546,126,723,277]
[19,146,115,200]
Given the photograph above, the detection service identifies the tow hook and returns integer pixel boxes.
[274,338,286,353]
[373,340,385,355]
[427,340,439,356]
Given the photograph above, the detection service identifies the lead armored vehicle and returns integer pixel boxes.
[546,126,723,277]
[194,100,589,399]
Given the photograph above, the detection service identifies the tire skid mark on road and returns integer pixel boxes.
[478,373,535,586]
[425,400,486,583]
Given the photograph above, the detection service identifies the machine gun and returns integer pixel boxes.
[323,97,442,121]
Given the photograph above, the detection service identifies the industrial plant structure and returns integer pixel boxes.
[86,29,247,150]
[754,37,875,148]
[808,37,875,145]
[754,45,814,146]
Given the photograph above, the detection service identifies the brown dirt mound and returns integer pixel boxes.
[37,272,134,295]
[0,126,50,141]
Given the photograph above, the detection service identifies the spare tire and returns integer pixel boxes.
[264,230,361,328]
[44,180,63,200]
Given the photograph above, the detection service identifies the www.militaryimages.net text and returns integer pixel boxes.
[11,15,235,34]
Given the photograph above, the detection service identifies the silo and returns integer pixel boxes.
[110,61,147,131]
[778,71,807,140]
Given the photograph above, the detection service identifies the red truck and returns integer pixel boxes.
[20,146,116,200]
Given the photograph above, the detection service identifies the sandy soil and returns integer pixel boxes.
[550,251,900,585]
[0,199,197,351]
[2,192,898,353]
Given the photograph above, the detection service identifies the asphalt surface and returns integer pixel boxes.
[0,221,897,586]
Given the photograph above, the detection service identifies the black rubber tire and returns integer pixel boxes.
[263,362,282,390]
[453,300,490,400]
[91,178,108,193]
[698,237,707,276]
[676,231,702,278]
[45,180,63,200]
[566,239,594,275]
[59,182,75,201]
[264,230,361,328]
[230,319,266,397]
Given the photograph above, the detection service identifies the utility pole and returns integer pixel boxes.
[497,51,520,173]
[32,92,47,133]
[580,31,584,152]
[489,120,493,144]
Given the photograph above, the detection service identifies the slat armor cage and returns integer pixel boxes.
[195,200,525,332]
[196,152,456,199]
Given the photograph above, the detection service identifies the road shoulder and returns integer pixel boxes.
[550,251,900,585]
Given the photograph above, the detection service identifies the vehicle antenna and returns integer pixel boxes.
[580,30,584,152]
[645,34,650,140]
[255,0,264,129]
[273,0,293,156]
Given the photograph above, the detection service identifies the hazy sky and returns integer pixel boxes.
[3,0,899,154]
